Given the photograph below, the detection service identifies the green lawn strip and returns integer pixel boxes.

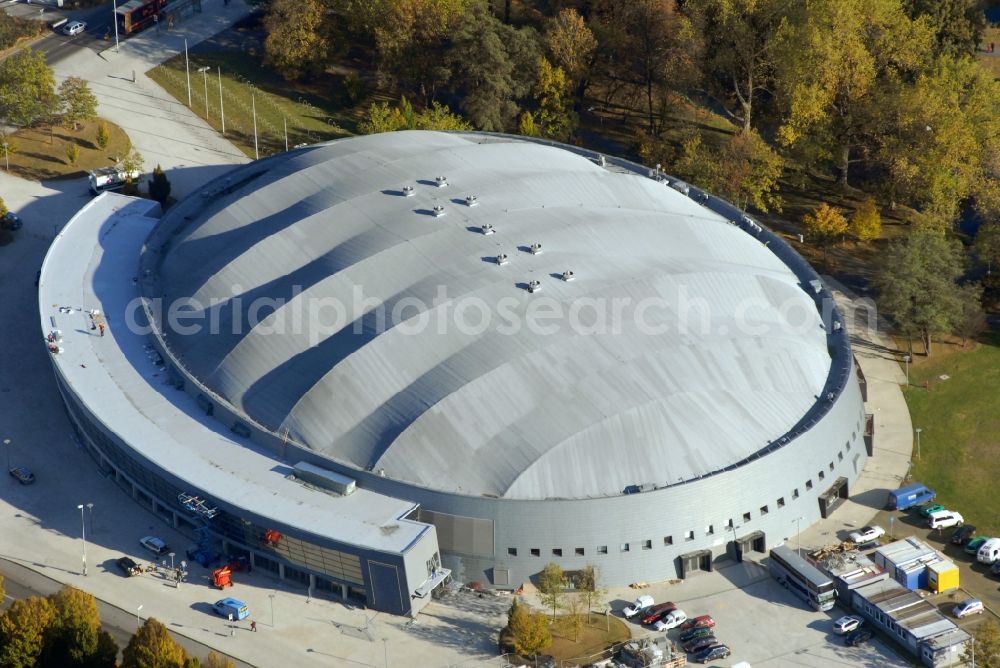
[903,338,1000,535]
[146,51,352,159]
[4,118,132,181]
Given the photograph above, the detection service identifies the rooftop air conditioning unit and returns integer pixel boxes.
[435,176,448,188]
[481,223,495,235]
[432,205,446,217]
[561,270,575,281]
[527,280,542,293]
[402,185,415,197]
[465,195,478,207]
[529,243,542,255]
[496,253,509,265]
[596,155,606,167]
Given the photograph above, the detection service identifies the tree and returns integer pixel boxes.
[565,594,585,641]
[148,164,172,207]
[121,618,187,668]
[414,101,472,130]
[45,586,102,666]
[954,282,986,347]
[263,0,330,80]
[975,222,1000,274]
[574,565,606,624]
[0,596,56,668]
[120,147,144,196]
[873,227,965,355]
[0,49,58,127]
[89,631,120,668]
[803,203,848,259]
[544,8,597,95]
[518,111,538,137]
[506,598,551,656]
[537,562,566,621]
[358,98,470,134]
[534,58,575,141]
[964,617,1000,667]
[905,0,986,58]
[96,122,110,149]
[0,135,18,167]
[65,142,80,165]
[58,77,98,131]
[0,196,7,219]
[849,198,881,241]
[204,651,237,668]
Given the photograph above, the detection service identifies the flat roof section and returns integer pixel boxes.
[38,194,429,555]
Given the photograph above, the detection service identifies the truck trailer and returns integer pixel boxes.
[88,167,142,195]
[115,0,167,36]
[887,483,936,511]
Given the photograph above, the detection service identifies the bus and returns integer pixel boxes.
[769,545,837,611]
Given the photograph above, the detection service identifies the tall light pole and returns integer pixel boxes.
[3,438,10,472]
[136,604,143,630]
[251,91,259,159]
[268,592,275,627]
[112,0,119,53]
[915,428,923,460]
[184,38,191,107]
[903,354,911,386]
[793,516,804,556]
[218,67,225,135]
[77,504,88,576]
[86,502,94,536]
[197,66,209,119]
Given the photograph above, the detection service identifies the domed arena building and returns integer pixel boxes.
[41,131,867,616]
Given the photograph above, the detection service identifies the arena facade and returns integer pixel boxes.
[41,131,867,615]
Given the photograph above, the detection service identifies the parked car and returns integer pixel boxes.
[62,20,86,35]
[918,503,946,518]
[965,537,989,555]
[653,609,687,632]
[990,560,1000,578]
[953,598,984,618]
[928,510,964,530]
[978,538,1000,565]
[680,627,715,643]
[116,556,142,576]
[212,598,249,620]
[951,525,977,545]
[833,615,863,634]
[641,602,678,625]
[694,644,731,663]
[684,636,720,654]
[680,615,715,631]
[622,595,654,619]
[139,535,170,555]
[0,212,22,231]
[845,628,874,647]
[9,467,35,485]
[848,526,885,544]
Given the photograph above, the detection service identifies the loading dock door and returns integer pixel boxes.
[678,550,713,578]
[819,477,849,518]
[367,561,406,616]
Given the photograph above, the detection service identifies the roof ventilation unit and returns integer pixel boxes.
[465,195,478,207]
[435,176,449,188]
[561,270,575,281]
[809,279,823,294]
[402,185,415,197]
[527,280,542,293]
[432,205,446,217]
[596,154,606,167]
[481,223,496,235]
[529,243,543,255]
[496,253,509,265]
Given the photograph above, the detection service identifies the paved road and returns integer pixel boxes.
[3,1,115,65]
[1,557,253,667]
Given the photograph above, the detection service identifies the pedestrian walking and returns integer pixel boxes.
[250,620,257,632]
[98,323,105,337]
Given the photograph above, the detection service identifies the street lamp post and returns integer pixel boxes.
[86,502,94,536]
[269,592,275,627]
[136,605,143,630]
[793,516,804,556]
[915,428,923,460]
[3,438,10,472]
[197,66,209,119]
[168,551,175,570]
[77,504,88,576]
[112,0,119,53]
[184,38,191,107]
[218,67,225,135]
[903,354,911,386]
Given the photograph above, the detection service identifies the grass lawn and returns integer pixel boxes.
[902,334,1000,534]
[3,118,131,181]
[545,613,631,664]
[978,26,1000,78]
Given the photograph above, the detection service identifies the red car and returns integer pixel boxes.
[679,614,715,631]
[640,602,677,625]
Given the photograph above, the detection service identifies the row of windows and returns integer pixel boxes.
[506,438,860,558]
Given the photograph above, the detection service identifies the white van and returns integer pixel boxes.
[977,538,1000,564]
[928,510,964,530]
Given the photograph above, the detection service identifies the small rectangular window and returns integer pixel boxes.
[726,519,734,529]
[829,462,835,471]
[792,488,800,499]
[760,505,769,516]
[620,543,630,552]
[743,512,751,522]
[530,548,540,557]
[663,536,673,546]
[685,530,695,541]
[642,539,652,550]
[818,471,825,480]
[507,547,517,556]
[552,548,562,557]
[705,525,714,536]
[838,451,844,461]
[777,497,785,508]
[597,545,608,554]
[806,480,813,490]
[575,547,585,556]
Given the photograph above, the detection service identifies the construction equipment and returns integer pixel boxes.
[212,566,233,589]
